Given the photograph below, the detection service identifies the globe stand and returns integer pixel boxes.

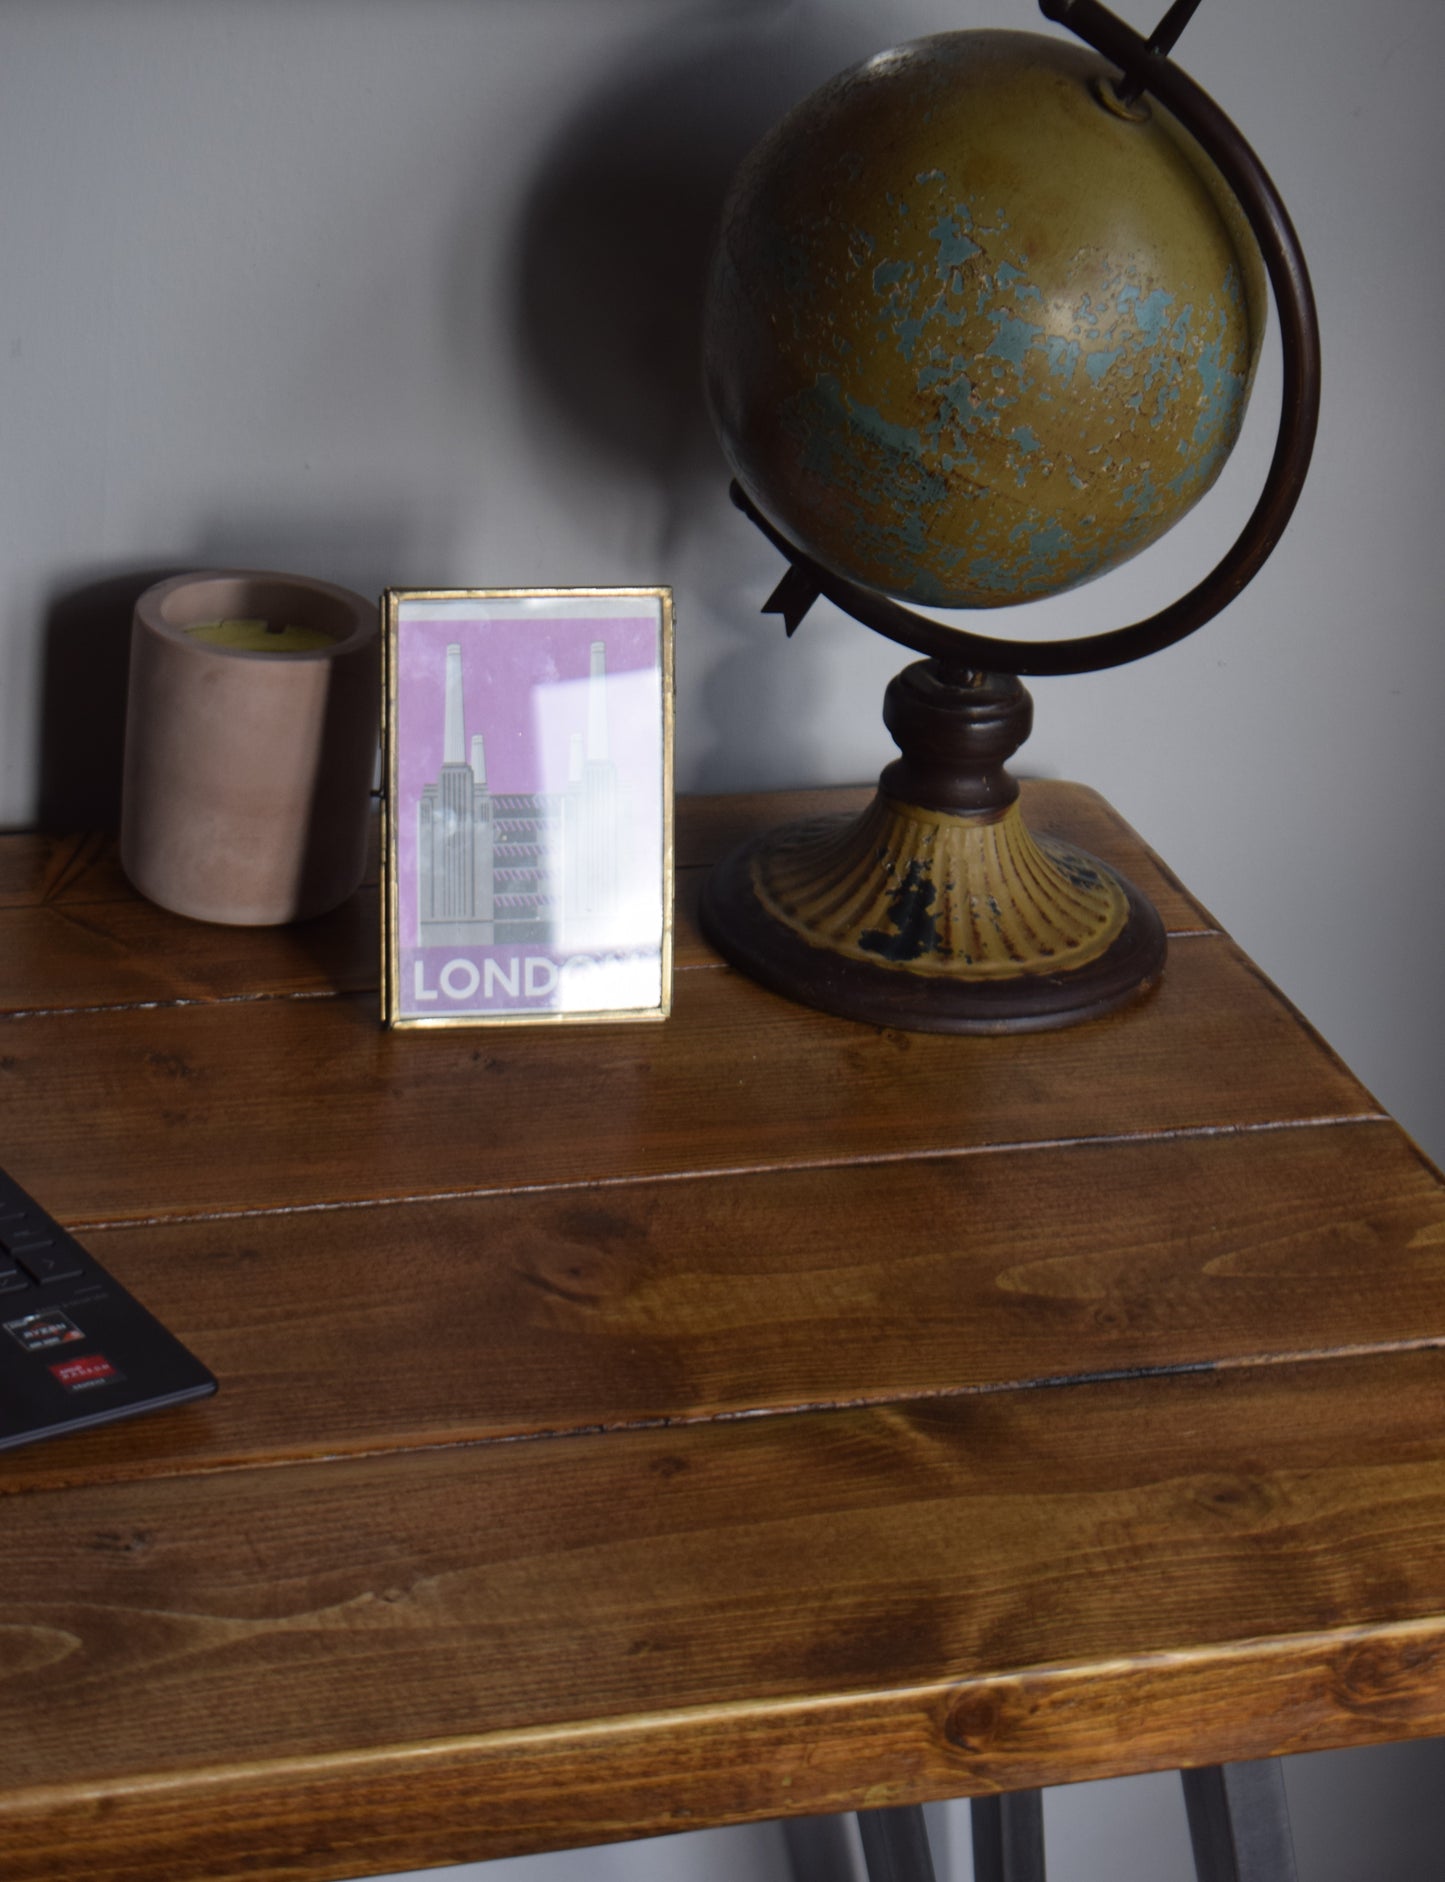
[699,0,1321,1034]
[701,659,1165,1033]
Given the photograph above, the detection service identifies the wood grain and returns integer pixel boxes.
[1,1120,1441,1493]
[0,831,122,909]
[7,1352,1445,1879]
[6,1618,1445,1882]
[0,938,1377,1226]
[0,784,1440,1882]
[0,783,1211,1017]
[0,887,380,1013]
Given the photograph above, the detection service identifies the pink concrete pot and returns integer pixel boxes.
[121,570,379,925]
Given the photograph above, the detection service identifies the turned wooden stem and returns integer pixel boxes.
[879,663,1031,817]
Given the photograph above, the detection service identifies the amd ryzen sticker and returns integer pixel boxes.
[5,1309,84,1352]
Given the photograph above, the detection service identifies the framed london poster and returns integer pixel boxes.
[382,588,674,1028]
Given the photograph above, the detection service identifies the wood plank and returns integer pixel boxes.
[2,780,1434,1882]
[0,816,382,1013]
[0,938,1378,1226]
[2,1120,1441,1492]
[0,784,1211,1016]
[0,886,380,1013]
[6,1618,1445,1882]
[0,831,121,909]
[6,1350,1445,1880]
[0,850,1187,1013]
[0,807,383,911]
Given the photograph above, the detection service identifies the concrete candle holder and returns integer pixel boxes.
[121,570,379,925]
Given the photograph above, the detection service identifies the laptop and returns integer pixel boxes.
[0,1166,217,1451]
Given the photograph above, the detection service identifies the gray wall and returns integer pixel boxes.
[4,0,1442,1876]
[6,0,1442,1157]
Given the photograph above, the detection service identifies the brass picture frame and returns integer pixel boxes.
[381,587,674,1028]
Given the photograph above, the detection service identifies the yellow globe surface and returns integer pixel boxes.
[705,30,1267,610]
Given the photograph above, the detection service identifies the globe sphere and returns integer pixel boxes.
[704,30,1268,610]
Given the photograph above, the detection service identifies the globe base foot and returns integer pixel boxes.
[700,663,1165,1033]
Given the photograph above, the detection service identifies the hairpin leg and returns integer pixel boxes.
[1181,1760,1299,1882]
[856,1804,938,1882]
[970,1789,1048,1882]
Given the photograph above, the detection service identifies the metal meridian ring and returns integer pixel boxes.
[736,0,1321,680]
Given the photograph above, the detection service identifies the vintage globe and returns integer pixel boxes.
[704,30,1268,610]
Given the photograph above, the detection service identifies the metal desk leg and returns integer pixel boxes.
[857,1804,938,1882]
[780,1814,862,1882]
[970,1790,1048,1882]
[1181,1760,1299,1882]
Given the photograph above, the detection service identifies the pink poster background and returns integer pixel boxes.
[392,603,666,1010]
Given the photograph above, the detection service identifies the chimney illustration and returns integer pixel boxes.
[587,640,608,763]
[443,644,465,766]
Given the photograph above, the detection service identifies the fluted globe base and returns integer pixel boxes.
[701,792,1166,1034]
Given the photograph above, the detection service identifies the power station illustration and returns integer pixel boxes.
[416,640,622,949]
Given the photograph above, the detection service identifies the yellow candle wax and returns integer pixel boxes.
[185,618,337,653]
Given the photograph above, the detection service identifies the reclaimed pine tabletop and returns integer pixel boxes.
[4,783,1445,1882]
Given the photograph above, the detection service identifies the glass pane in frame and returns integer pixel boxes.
[383,588,674,1027]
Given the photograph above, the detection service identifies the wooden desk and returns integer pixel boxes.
[4,783,1445,1882]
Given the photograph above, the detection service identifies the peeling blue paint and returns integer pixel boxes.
[724,142,1261,610]
[1116,282,1173,339]
[1191,336,1246,456]
[985,313,1041,365]
[1010,518,1074,584]
[892,314,932,361]
[929,210,981,275]
[1085,346,1124,384]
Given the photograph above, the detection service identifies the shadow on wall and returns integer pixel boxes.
[496,3,884,790]
[187,509,449,612]
[502,3,879,516]
[37,568,188,833]
[36,515,408,835]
